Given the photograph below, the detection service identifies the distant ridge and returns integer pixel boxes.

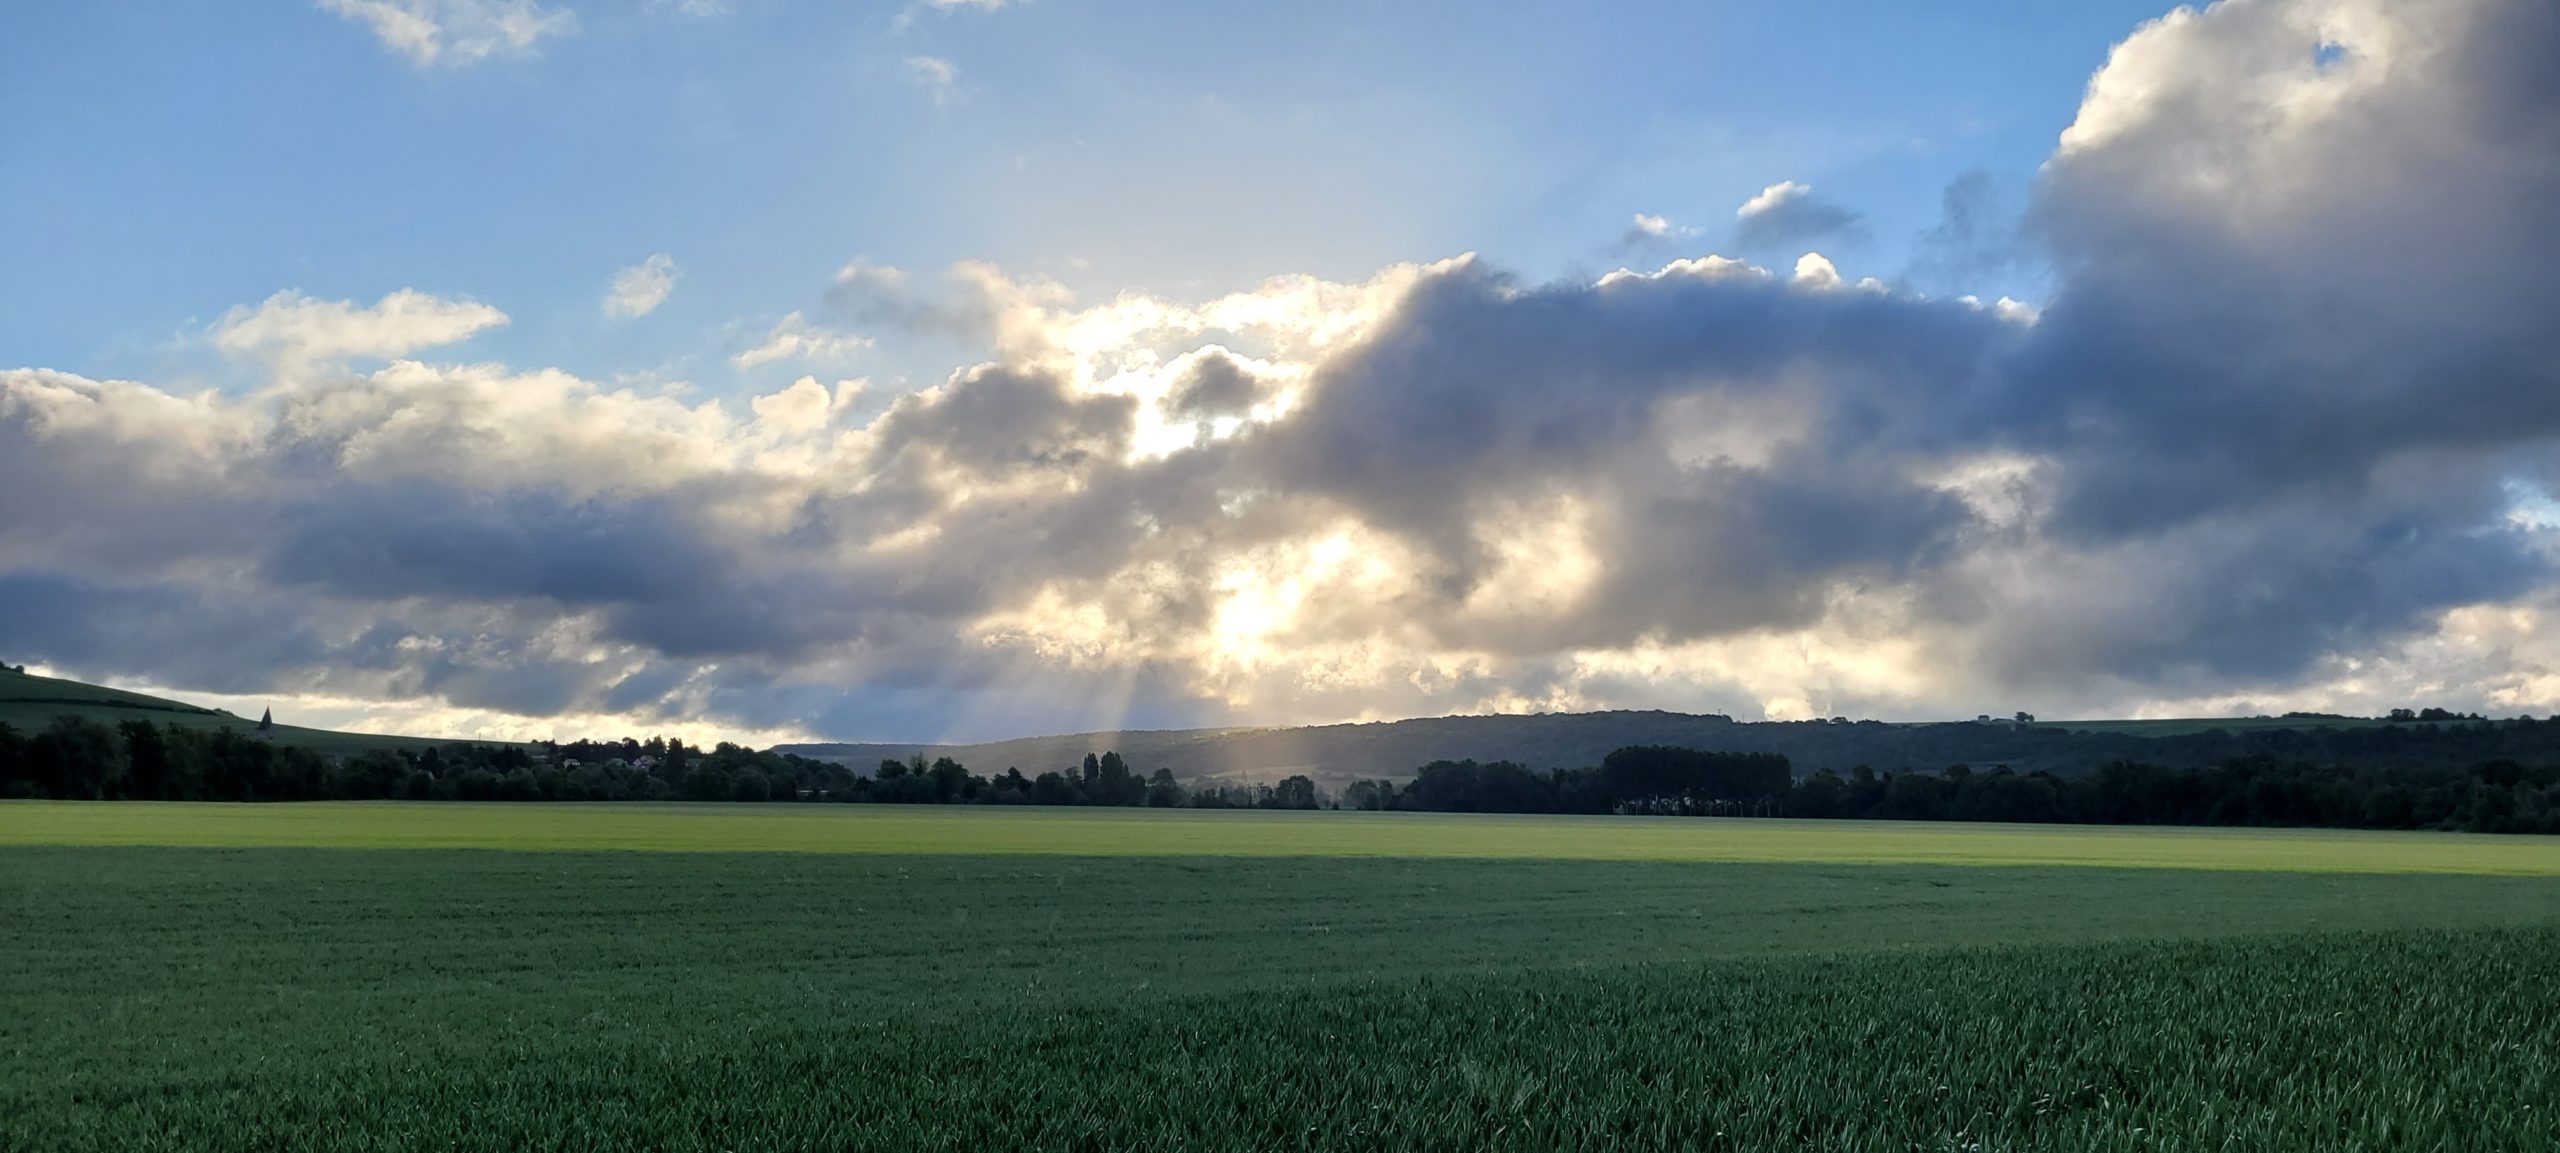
[0,667,521,757]
[774,709,2417,789]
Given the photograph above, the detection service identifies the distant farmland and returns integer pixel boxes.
[5,813,2557,1150]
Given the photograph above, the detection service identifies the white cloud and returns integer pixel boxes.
[1790,252,1843,289]
[733,312,873,368]
[315,0,576,68]
[1736,181,1809,220]
[905,55,960,105]
[833,258,908,292]
[213,289,508,371]
[603,254,680,319]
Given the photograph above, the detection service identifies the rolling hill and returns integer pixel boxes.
[0,667,511,757]
[776,708,2445,790]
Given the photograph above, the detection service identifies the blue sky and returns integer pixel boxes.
[7,0,2557,744]
[6,1,2152,393]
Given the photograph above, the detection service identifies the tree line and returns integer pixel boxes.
[1339,749,2560,834]
[7,715,2558,833]
[0,719,1326,809]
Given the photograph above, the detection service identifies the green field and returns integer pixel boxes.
[0,667,517,757]
[11,800,2560,874]
[6,806,2558,1149]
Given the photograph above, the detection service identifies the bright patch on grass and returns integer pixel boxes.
[6,801,2559,873]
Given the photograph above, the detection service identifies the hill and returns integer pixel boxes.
[0,667,511,758]
[777,709,2527,790]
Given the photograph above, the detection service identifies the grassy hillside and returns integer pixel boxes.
[0,667,512,757]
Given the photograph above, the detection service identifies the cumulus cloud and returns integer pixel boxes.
[1731,180,1865,252]
[213,289,507,372]
[733,312,873,368]
[316,0,575,68]
[11,0,2560,740]
[603,254,680,319]
[603,255,679,318]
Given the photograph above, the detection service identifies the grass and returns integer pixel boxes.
[4,847,2557,1150]
[9,800,2560,874]
[0,667,521,756]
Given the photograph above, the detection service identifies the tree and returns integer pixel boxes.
[1031,770,1077,806]
[119,720,172,799]
[1144,768,1185,808]
[1263,774,1319,810]
[683,763,729,801]
[0,721,26,798]
[1340,779,1395,811]
[29,716,125,800]
[1094,751,1143,806]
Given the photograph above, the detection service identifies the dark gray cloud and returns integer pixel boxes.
[1163,351,1265,422]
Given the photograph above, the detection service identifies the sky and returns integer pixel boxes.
[4,0,2558,744]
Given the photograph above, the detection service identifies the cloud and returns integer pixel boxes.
[905,55,961,105]
[733,311,873,368]
[1731,181,1865,252]
[1163,349,1267,423]
[893,0,1013,31]
[1619,213,1699,251]
[213,289,507,372]
[1904,169,2025,293]
[316,0,576,68]
[604,254,680,319]
[11,0,2560,740]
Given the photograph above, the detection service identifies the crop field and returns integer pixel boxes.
[12,800,2560,874]
[6,811,2559,1149]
